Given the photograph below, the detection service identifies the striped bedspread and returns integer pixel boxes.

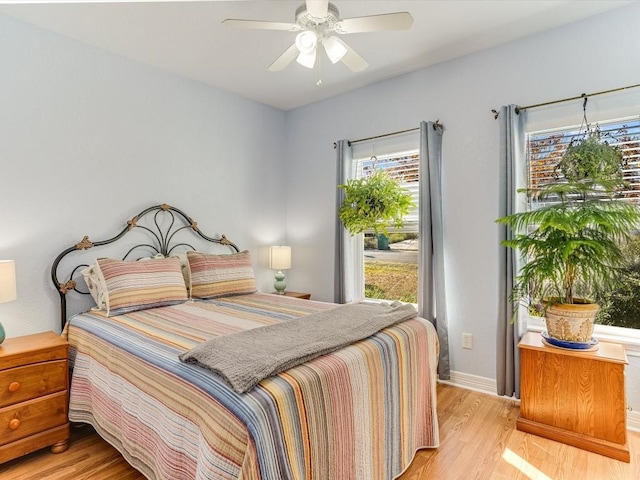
[66,293,439,480]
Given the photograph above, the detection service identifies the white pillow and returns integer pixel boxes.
[81,264,107,310]
[170,252,191,294]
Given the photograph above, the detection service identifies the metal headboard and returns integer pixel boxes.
[51,203,239,330]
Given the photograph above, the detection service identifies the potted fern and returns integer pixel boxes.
[496,127,640,343]
[338,169,414,237]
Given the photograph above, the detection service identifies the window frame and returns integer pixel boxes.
[351,147,420,302]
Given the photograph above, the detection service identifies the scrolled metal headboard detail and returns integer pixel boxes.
[51,203,239,330]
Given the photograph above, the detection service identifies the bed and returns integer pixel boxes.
[51,204,439,480]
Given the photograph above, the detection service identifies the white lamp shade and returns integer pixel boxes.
[323,36,348,64]
[295,30,317,69]
[295,30,317,54]
[296,50,316,69]
[269,246,291,270]
[0,260,17,304]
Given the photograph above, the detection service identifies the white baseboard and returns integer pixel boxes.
[438,370,498,397]
[628,410,640,432]
[439,370,639,432]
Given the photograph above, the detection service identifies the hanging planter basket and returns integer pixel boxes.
[338,169,414,237]
[557,126,624,183]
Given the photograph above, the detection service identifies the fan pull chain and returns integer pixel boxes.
[316,48,323,86]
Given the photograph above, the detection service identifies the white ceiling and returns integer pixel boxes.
[0,0,633,110]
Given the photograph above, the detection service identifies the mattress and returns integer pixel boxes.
[65,293,439,480]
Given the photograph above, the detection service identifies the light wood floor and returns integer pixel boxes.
[1,383,638,479]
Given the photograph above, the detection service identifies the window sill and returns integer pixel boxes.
[526,316,640,358]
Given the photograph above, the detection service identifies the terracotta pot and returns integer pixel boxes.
[544,301,600,342]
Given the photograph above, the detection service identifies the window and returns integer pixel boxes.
[525,116,640,330]
[354,149,419,303]
[528,118,640,204]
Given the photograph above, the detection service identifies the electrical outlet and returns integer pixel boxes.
[462,333,473,349]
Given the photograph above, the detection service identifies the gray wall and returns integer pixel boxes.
[0,14,287,337]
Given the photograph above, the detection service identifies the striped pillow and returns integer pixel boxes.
[187,250,257,299]
[96,257,188,316]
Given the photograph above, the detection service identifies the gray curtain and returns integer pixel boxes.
[497,105,525,398]
[418,121,450,380]
[334,140,361,304]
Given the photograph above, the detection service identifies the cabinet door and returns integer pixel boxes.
[520,348,627,444]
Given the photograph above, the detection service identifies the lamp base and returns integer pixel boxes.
[274,271,286,295]
[0,321,5,344]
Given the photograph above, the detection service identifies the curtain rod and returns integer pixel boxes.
[334,121,443,148]
[350,127,419,145]
[491,82,640,119]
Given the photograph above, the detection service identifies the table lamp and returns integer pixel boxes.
[0,260,17,344]
[269,246,291,294]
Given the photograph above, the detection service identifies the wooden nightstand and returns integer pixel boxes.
[517,331,629,462]
[281,291,311,300]
[0,331,70,463]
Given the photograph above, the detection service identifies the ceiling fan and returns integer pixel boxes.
[222,0,413,76]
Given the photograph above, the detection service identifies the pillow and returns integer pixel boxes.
[82,253,166,311]
[187,250,257,299]
[81,264,107,310]
[96,256,188,316]
[170,252,191,294]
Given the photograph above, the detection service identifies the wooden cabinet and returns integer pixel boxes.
[0,332,70,463]
[517,331,629,462]
[281,291,311,300]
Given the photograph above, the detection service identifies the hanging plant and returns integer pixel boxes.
[557,126,624,183]
[338,169,414,236]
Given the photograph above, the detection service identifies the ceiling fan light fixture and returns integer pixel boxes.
[224,1,413,77]
[296,50,317,69]
[323,35,348,64]
[295,30,318,54]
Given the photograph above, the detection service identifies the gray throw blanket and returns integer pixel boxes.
[179,301,417,393]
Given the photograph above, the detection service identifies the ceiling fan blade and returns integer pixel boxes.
[336,39,369,72]
[222,19,301,32]
[306,0,329,19]
[268,43,300,72]
[335,12,414,34]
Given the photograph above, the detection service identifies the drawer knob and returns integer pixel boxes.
[8,381,20,392]
[9,419,20,430]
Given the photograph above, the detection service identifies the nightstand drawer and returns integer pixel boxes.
[0,360,67,408]
[0,391,68,445]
